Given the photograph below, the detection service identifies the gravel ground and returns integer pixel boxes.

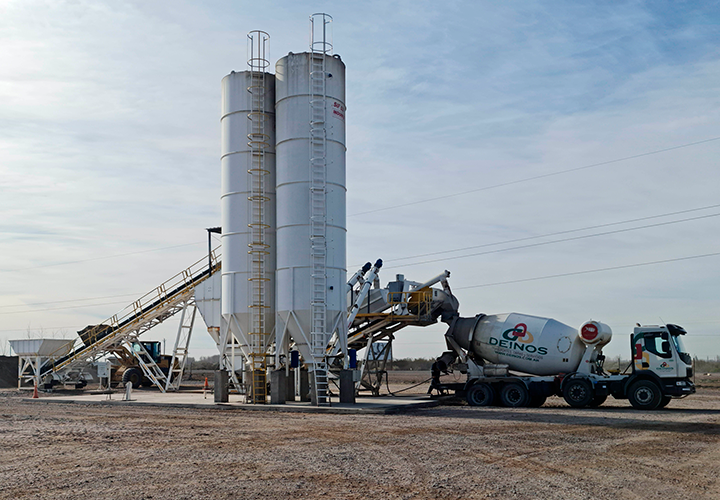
[0,374,718,499]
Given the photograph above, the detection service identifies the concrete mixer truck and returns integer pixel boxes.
[429,312,695,410]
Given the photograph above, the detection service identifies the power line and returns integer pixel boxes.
[349,136,720,217]
[0,292,140,310]
[384,211,720,269]
[455,251,720,290]
[377,202,720,265]
[0,299,133,316]
[0,326,84,333]
[0,242,204,274]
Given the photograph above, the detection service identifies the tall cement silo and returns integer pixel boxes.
[275,14,347,405]
[220,31,275,403]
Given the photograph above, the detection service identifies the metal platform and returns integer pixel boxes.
[24,392,439,415]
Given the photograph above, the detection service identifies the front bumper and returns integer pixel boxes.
[663,379,695,397]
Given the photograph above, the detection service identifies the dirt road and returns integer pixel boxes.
[0,377,718,499]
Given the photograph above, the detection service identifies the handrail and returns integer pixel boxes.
[355,289,435,321]
[42,249,221,375]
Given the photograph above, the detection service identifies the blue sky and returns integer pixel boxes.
[1,1,719,361]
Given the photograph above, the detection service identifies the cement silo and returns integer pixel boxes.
[275,16,346,405]
[220,31,275,403]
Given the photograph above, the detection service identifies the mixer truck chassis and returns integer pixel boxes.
[432,370,694,410]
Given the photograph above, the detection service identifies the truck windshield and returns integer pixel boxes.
[672,334,687,354]
[672,335,691,364]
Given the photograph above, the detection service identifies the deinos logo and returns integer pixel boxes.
[488,323,548,355]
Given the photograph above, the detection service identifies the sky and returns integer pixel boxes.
[1,0,719,362]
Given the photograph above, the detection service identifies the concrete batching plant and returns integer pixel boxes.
[14,13,697,414]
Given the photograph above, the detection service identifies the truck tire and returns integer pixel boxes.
[500,382,529,407]
[658,396,672,409]
[563,379,593,408]
[466,383,494,406]
[628,380,662,410]
[122,368,143,388]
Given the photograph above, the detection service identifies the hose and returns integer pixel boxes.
[384,374,433,396]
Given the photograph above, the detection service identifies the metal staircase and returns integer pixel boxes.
[128,339,169,389]
[247,30,271,403]
[164,302,197,391]
[308,13,333,405]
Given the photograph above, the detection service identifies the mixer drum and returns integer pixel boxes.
[453,313,588,376]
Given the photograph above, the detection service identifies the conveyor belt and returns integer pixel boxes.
[41,251,220,378]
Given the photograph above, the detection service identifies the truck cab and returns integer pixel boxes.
[630,324,694,396]
[572,323,696,409]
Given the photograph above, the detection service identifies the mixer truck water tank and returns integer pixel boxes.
[579,320,612,346]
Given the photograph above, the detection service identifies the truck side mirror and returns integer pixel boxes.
[661,332,669,341]
[662,341,670,353]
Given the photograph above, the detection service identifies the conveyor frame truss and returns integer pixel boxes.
[339,277,445,395]
[40,251,220,389]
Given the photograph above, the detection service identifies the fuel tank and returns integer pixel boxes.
[449,313,587,376]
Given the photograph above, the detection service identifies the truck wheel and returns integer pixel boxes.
[658,396,672,409]
[122,368,143,388]
[628,380,662,410]
[588,394,607,408]
[563,379,593,408]
[466,383,494,407]
[500,383,529,407]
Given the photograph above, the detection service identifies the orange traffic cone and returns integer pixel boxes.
[32,383,39,399]
[203,376,209,399]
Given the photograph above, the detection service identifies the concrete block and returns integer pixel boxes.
[214,370,228,403]
[339,369,355,404]
[285,370,295,401]
[299,369,310,402]
[270,369,286,404]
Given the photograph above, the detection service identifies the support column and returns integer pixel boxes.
[285,370,295,401]
[299,369,310,402]
[270,369,286,404]
[214,370,228,403]
[339,369,355,404]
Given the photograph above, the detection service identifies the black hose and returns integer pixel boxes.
[385,374,433,396]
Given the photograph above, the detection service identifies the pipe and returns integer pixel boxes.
[347,262,372,292]
[347,259,382,329]
[411,270,450,291]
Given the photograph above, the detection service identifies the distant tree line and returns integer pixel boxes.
[185,355,436,372]
[184,355,720,374]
